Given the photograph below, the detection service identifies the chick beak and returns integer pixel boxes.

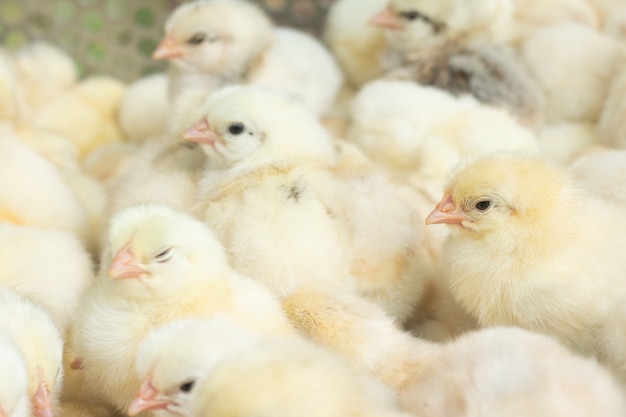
[31,378,54,417]
[370,5,402,30]
[183,119,224,147]
[128,376,172,416]
[152,35,184,60]
[108,244,149,280]
[425,193,467,225]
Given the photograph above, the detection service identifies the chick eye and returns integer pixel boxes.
[179,380,195,393]
[475,200,491,211]
[154,248,173,263]
[400,10,421,21]
[187,33,207,45]
[228,122,245,135]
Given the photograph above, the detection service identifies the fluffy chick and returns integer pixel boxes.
[0,331,29,417]
[0,288,64,417]
[402,326,626,416]
[128,317,260,417]
[68,203,293,414]
[188,85,428,322]
[155,0,342,116]
[0,223,94,332]
[190,335,413,417]
[425,151,626,355]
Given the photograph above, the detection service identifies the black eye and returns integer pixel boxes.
[179,380,195,392]
[228,122,245,135]
[400,11,420,20]
[187,33,206,45]
[475,200,491,211]
[154,248,173,263]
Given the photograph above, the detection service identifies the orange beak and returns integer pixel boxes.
[128,376,172,416]
[425,193,467,225]
[108,244,149,280]
[31,377,54,417]
[182,119,224,146]
[370,5,402,30]
[153,35,185,60]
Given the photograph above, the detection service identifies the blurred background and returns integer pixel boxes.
[0,0,336,81]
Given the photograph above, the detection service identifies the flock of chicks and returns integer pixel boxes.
[1,0,626,416]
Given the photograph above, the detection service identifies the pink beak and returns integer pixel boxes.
[370,5,402,30]
[128,376,172,416]
[108,244,149,280]
[153,35,185,60]
[182,119,224,146]
[425,193,467,225]
[31,378,54,417]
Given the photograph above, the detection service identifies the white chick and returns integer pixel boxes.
[190,335,414,417]
[188,84,428,322]
[568,148,626,207]
[154,0,342,116]
[425,151,626,355]
[68,203,293,414]
[117,73,169,143]
[34,76,126,158]
[348,80,538,202]
[128,317,260,417]
[0,331,29,417]
[0,125,89,240]
[0,223,94,332]
[0,288,64,417]
[520,23,623,124]
[402,326,626,417]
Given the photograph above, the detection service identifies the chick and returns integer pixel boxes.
[402,326,626,417]
[0,223,94,332]
[190,335,413,417]
[0,288,64,417]
[188,85,428,323]
[128,317,260,417]
[155,0,342,116]
[0,331,29,417]
[68,203,293,414]
[425,151,626,355]
[347,80,538,203]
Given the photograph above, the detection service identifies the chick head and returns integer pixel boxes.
[0,332,29,417]
[104,203,229,299]
[370,0,512,52]
[129,317,259,417]
[0,289,63,417]
[154,0,274,79]
[425,152,569,235]
[182,85,336,169]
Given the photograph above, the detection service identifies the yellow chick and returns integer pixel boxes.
[68,203,293,414]
[128,317,261,417]
[0,331,29,417]
[154,0,342,117]
[189,335,414,417]
[0,288,64,417]
[402,326,626,416]
[425,151,626,355]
